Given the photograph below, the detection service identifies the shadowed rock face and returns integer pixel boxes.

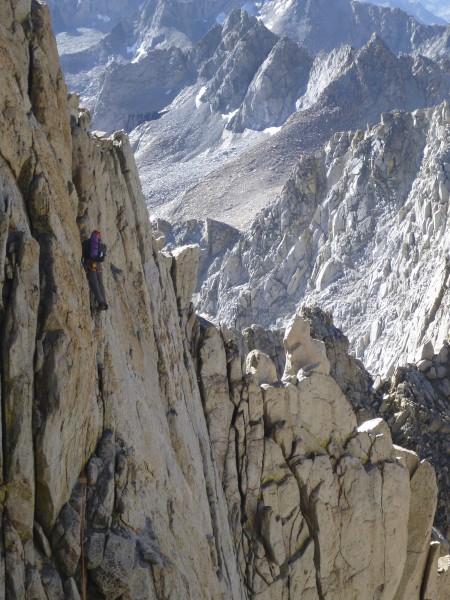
[0,1,449,599]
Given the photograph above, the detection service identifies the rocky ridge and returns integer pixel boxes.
[258,0,445,54]
[197,102,450,376]
[360,0,449,24]
[131,19,449,229]
[1,1,450,598]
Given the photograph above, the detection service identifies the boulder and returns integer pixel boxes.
[283,314,331,378]
[245,350,278,385]
[91,534,135,599]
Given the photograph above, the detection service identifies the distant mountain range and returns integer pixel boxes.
[360,0,449,24]
[51,0,449,233]
[48,0,448,35]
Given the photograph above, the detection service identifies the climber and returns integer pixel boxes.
[82,229,108,310]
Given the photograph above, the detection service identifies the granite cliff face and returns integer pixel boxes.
[1,2,242,597]
[1,1,449,599]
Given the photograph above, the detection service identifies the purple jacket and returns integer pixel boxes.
[90,233,100,259]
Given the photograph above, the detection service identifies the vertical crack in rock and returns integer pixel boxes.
[232,402,248,527]
[27,39,34,105]
[0,233,10,600]
[0,241,13,483]
[194,326,236,587]
[299,478,324,600]
[111,136,148,265]
[150,252,176,410]
[380,463,387,599]
[197,437,224,581]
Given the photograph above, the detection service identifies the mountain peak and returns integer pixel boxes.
[223,6,257,34]
[361,31,396,56]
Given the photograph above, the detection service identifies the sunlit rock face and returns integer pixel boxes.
[0,2,242,597]
[0,1,448,599]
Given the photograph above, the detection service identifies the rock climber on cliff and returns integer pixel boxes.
[82,229,108,310]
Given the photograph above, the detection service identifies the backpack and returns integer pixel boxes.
[82,239,107,263]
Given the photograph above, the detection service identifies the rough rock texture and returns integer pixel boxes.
[199,10,279,114]
[293,309,450,545]
[192,312,447,599]
[1,1,449,599]
[0,2,243,597]
[373,344,450,539]
[198,102,450,376]
[153,216,240,284]
[229,37,312,133]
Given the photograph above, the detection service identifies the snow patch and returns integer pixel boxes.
[216,12,227,24]
[221,109,239,122]
[97,14,110,22]
[263,126,282,135]
[195,86,207,108]
[131,43,147,63]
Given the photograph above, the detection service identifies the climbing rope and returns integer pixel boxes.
[80,437,86,600]
[80,451,87,600]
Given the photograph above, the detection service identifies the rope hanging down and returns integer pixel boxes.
[80,450,87,599]
[48,418,89,596]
